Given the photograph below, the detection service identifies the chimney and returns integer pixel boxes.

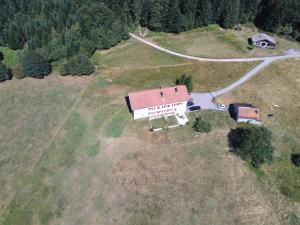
[160,91,165,100]
[175,87,178,93]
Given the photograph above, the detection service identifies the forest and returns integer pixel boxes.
[0,0,299,80]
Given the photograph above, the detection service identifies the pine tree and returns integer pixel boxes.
[221,0,240,28]
[128,0,142,26]
[166,0,182,33]
[0,63,12,82]
[22,51,52,79]
[196,0,213,27]
[179,0,198,30]
[61,54,94,76]
[148,0,168,31]
[6,22,25,50]
[177,73,193,92]
[140,0,151,27]
[0,51,3,62]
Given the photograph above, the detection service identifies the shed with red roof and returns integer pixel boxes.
[231,103,262,125]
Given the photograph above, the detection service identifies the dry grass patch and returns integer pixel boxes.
[217,59,300,219]
[0,76,89,217]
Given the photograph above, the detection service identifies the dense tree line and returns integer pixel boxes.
[0,0,299,78]
[1,0,299,51]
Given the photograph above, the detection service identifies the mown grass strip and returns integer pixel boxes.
[2,112,87,225]
[105,106,131,137]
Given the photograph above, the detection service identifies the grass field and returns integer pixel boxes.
[148,24,300,59]
[91,39,186,68]
[1,29,300,225]
[217,59,300,220]
[113,61,258,92]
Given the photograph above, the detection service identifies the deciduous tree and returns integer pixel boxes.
[228,125,274,167]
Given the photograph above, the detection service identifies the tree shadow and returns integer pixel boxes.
[291,153,300,167]
[227,128,242,153]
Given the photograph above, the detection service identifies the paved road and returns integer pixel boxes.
[130,33,300,110]
[211,59,274,97]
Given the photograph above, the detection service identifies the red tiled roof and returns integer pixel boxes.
[129,86,189,110]
[238,107,261,121]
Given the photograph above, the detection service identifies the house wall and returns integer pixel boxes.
[237,118,262,125]
[254,41,275,48]
[133,101,187,120]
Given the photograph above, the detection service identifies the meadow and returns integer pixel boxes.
[148,24,300,59]
[217,59,300,208]
[0,26,300,225]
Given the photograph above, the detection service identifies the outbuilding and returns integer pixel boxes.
[250,33,276,49]
[229,103,262,125]
[128,85,189,120]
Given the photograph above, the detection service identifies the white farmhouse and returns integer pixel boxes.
[128,85,189,120]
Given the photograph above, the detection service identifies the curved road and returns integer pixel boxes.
[130,33,300,110]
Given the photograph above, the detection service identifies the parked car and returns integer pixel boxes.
[286,48,296,54]
[187,101,194,106]
[187,98,194,106]
[218,104,227,110]
[189,106,201,111]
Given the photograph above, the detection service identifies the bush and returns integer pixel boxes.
[176,73,193,92]
[228,125,274,167]
[291,153,300,167]
[0,63,13,82]
[47,38,67,62]
[193,117,212,133]
[12,64,25,79]
[61,54,94,76]
[22,51,51,79]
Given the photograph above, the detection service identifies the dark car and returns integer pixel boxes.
[189,106,201,111]
[187,101,194,107]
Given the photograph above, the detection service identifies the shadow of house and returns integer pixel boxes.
[124,96,132,113]
[248,38,253,45]
[228,104,237,120]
